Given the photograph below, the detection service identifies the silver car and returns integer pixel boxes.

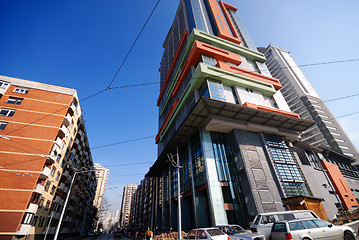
[184,228,229,240]
[216,225,265,240]
[270,219,356,240]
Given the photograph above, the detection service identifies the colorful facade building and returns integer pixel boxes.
[0,75,96,239]
[146,0,317,230]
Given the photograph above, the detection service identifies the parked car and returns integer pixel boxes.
[184,228,229,240]
[250,210,319,239]
[270,218,356,240]
[216,225,265,240]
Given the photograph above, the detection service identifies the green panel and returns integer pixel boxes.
[160,29,267,116]
[158,63,276,142]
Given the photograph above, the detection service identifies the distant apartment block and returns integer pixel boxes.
[119,184,137,229]
[93,163,109,230]
[0,75,96,239]
[259,45,359,162]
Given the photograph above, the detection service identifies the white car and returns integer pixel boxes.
[184,228,229,240]
[216,225,265,240]
[270,218,356,240]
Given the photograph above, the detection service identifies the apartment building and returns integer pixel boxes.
[92,163,109,231]
[0,75,96,239]
[129,178,154,230]
[119,184,137,229]
[258,45,359,162]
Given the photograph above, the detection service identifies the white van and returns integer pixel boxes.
[249,210,319,239]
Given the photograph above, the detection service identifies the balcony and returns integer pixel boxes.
[63,113,73,127]
[34,183,45,194]
[16,224,31,235]
[39,166,51,179]
[55,137,65,150]
[46,154,56,165]
[53,196,65,205]
[26,203,38,214]
[58,125,70,139]
[57,182,66,192]
[62,170,69,178]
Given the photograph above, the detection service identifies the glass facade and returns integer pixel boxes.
[265,134,312,197]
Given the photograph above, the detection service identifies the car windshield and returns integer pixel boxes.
[230,226,246,233]
[207,229,225,236]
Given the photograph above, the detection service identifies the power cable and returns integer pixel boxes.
[91,136,155,149]
[107,0,161,89]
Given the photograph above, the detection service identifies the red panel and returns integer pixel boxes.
[219,1,239,39]
[157,30,189,106]
[322,161,358,210]
[243,102,300,119]
[155,98,179,143]
[206,0,241,45]
[0,211,24,233]
[217,61,282,90]
[172,41,242,97]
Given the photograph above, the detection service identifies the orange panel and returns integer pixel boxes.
[157,30,189,106]
[243,102,300,119]
[217,61,282,90]
[0,212,24,233]
[172,41,242,97]
[206,0,241,45]
[219,1,239,38]
[0,190,33,210]
[155,98,179,143]
[322,161,358,210]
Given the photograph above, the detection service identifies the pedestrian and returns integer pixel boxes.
[145,228,153,240]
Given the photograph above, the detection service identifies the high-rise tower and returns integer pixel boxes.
[119,183,137,229]
[147,0,317,229]
[259,45,359,162]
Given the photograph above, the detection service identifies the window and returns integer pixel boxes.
[38,217,45,227]
[44,200,50,210]
[50,186,56,195]
[31,216,38,226]
[38,197,45,208]
[55,172,61,181]
[22,212,34,225]
[50,166,56,176]
[0,108,16,117]
[13,87,29,94]
[323,120,333,124]
[0,81,10,89]
[0,121,8,130]
[331,132,341,136]
[340,146,350,150]
[6,97,23,105]
[44,181,51,192]
[272,223,287,232]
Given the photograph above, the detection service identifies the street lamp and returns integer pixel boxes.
[53,168,99,240]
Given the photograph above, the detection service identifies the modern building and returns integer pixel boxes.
[258,45,359,162]
[0,75,97,239]
[129,178,154,231]
[93,163,109,230]
[119,183,138,229]
[146,0,320,230]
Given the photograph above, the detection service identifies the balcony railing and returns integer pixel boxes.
[59,125,70,139]
[34,183,45,194]
[63,113,73,127]
[39,166,51,179]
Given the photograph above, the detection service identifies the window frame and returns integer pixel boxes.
[0,108,16,117]
[0,121,8,130]
[6,97,23,105]
[13,87,29,94]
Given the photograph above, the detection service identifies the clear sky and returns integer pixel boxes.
[1,0,358,212]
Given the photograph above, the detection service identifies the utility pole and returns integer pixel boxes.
[167,148,182,240]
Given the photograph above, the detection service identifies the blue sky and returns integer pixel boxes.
[1,0,358,212]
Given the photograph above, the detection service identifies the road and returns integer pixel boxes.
[89,234,132,240]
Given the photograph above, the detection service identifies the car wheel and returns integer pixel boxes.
[302,238,311,240]
[344,231,355,240]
